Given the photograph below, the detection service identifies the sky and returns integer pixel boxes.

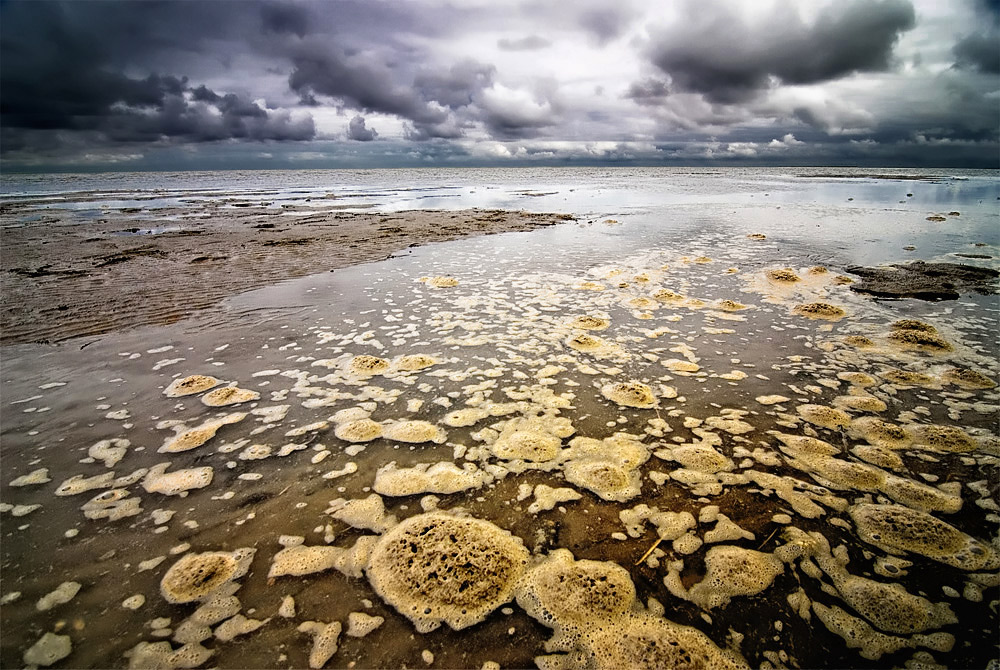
[1,0,998,171]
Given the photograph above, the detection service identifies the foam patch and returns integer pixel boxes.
[366,512,529,633]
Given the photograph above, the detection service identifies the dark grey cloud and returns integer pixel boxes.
[285,45,476,140]
[346,115,378,141]
[952,31,1000,72]
[647,0,916,103]
[624,78,671,105]
[0,0,994,169]
[413,60,496,110]
[497,35,552,51]
[0,0,314,152]
[578,6,635,45]
[973,0,1000,21]
[260,2,312,38]
[287,48,431,121]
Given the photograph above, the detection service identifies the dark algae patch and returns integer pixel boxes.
[846,261,1000,300]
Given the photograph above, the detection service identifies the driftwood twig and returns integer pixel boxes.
[635,537,663,566]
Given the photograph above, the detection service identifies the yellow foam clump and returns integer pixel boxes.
[833,395,887,413]
[519,549,749,670]
[686,546,784,609]
[812,602,954,661]
[793,302,847,320]
[516,549,635,631]
[142,463,213,496]
[160,548,254,604]
[160,413,246,453]
[766,268,800,283]
[269,537,377,580]
[796,404,851,430]
[382,420,446,444]
[905,424,978,453]
[392,354,438,372]
[716,299,748,311]
[333,419,383,443]
[491,417,566,462]
[562,434,649,502]
[837,371,878,387]
[601,381,657,408]
[374,461,493,496]
[941,366,996,390]
[566,333,605,352]
[348,355,390,376]
[201,386,260,407]
[297,621,342,669]
[443,407,490,427]
[570,315,610,330]
[880,368,937,387]
[849,503,999,571]
[848,417,912,449]
[423,276,459,288]
[366,512,529,633]
[886,323,953,352]
[164,375,221,398]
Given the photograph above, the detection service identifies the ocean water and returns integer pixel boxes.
[1,168,998,669]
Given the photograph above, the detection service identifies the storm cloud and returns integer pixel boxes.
[0,1,314,148]
[647,0,917,103]
[952,31,1000,73]
[347,116,378,141]
[0,0,995,169]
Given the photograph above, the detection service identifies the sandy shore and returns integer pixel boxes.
[0,201,573,344]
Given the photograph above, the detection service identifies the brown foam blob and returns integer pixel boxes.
[766,269,800,283]
[570,315,610,330]
[792,302,847,321]
[201,386,260,407]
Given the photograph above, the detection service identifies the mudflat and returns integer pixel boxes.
[0,200,572,344]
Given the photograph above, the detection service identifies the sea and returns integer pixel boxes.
[1,167,998,669]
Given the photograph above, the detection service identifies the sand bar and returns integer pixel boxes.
[0,201,572,344]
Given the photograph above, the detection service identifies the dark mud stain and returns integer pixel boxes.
[846,261,1000,300]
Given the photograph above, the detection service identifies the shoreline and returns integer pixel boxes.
[0,205,573,345]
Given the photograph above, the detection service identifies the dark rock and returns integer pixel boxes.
[845,261,1000,300]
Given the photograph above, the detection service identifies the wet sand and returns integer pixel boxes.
[0,199,571,344]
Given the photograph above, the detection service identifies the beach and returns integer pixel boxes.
[1,168,998,670]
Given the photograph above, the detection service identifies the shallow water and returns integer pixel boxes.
[2,169,999,669]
